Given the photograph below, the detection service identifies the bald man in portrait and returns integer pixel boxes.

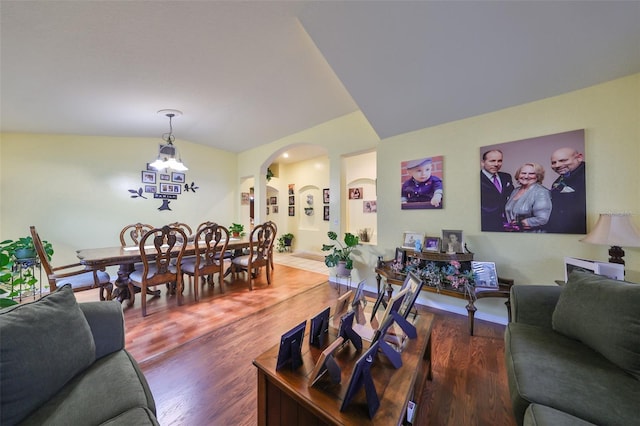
[545,147,586,234]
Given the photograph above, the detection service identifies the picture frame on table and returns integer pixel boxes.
[402,232,424,250]
[424,236,441,252]
[395,247,406,265]
[441,229,464,253]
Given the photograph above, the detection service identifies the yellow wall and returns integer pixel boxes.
[377,73,640,285]
[0,133,237,268]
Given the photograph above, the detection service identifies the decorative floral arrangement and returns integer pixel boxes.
[404,259,475,292]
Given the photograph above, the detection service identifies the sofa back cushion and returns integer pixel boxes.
[552,270,640,380]
[0,284,96,425]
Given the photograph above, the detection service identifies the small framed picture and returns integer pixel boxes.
[424,236,441,252]
[160,183,182,194]
[395,247,406,265]
[402,232,425,250]
[323,205,330,221]
[266,206,270,215]
[349,187,363,199]
[141,171,156,184]
[272,205,279,214]
[323,188,330,204]
[363,200,377,213]
[160,173,170,181]
[289,196,295,205]
[144,185,157,193]
[441,229,464,253]
[146,163,155,171]
[171,172,185,183]
[241,192,250,205]
[288,206,295,216]
[270,196,277,205]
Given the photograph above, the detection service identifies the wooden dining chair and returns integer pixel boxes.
[181,223,230,300]
[167,222,193,239]
[128,225,188,317]
[230,222,276,290]
[265,220,278,271]
[119,222,154,247]
[30,226,113,300]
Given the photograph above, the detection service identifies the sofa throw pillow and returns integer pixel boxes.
[0,284,96,425]
[552,270,640,380]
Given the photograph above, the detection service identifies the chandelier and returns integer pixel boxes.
[149,109,188,171]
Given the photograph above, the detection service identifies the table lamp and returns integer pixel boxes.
[580,213,640,265]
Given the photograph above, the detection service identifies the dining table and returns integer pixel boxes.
[76,237,251,305]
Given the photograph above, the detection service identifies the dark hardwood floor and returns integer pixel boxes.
[77,264,516,426]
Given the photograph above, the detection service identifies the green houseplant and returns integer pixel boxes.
[277,233,294,252]
[229,223,246,237]
[0,237,54,307]
[321,231,359,271]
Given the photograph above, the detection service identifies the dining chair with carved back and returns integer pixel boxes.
[119,222,154,247]
[167,222,193,240]
[230,222,276,290]
[181,223,230,300]
[30,226,113,300]
[265,220,278,271]
[128,225,188,317]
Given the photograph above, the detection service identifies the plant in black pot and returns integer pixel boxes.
[321,231,359,275]
[277,233,294,252]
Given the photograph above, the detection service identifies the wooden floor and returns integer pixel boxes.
[77,264,517,426]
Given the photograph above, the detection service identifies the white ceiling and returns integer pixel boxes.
[2,1,639,154]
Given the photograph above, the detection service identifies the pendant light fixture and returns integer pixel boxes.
[150,109,188,171]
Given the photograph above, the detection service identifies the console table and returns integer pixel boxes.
[253,309,434,425]
[375,249,513,335]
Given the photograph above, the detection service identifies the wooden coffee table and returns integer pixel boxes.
[253,301,434,425]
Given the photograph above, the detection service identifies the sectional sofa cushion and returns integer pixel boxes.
[0,284,96,424]
[552,270,640,380]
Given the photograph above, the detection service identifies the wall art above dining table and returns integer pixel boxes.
[128,163,199,211]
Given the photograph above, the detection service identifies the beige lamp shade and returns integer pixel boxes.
[580,214,640,247]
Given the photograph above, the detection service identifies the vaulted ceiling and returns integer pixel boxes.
[2,1,639,154]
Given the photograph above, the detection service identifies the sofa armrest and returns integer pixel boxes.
[79,301,125,359]
[510,285,563,329]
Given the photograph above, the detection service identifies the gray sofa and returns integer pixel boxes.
[1,284,159,425]
[505,270,640,426]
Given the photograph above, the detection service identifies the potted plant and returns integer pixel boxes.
[321,231,360,275]
[0,237,54,307]
[229,223,246,238]
[277,233,294,252]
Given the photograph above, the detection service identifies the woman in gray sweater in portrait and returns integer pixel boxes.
[504,162,552,232]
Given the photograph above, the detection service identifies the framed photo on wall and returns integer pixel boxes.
[288,206,295,216]
[349,187,363,199]
[272,205,279,214]
[323,205,329,221]
[171,172,185,183]
[323,188,330,204]
[441,229,463,253]
[270,196,277,205]
[289,196,295,205]
[141,171,156,184]
[402,232,424,250]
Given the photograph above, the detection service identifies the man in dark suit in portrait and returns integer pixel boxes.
[480,150,513,232]
[545,147,586,234]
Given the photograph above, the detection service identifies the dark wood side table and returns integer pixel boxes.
[253,310,435,425]
[375,249,513,335]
